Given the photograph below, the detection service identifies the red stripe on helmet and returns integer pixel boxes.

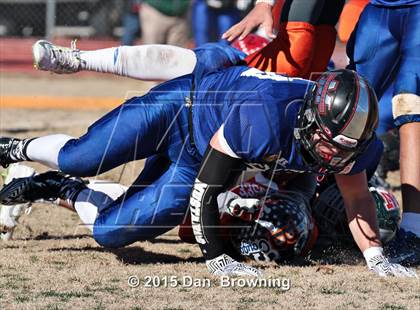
[318,73,337,116]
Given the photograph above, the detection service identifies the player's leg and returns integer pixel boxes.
[346,4,400,97]
[245,0,319,77]
[337,0,369,44]
[33,41,197,81]
[93,163,196,248]
[308,0,345,79]
[345,4,401,189]
[0,77,192,176]
[54,156,170,231]
[245,0,337,78]
[0,155,169,237]
[377,84,396,137]
[0,135,72,170]
[66,157,193,246]
[0,102,163,174]
[372,84,399,190]
[399,122,420,213]
[393,5,420,238]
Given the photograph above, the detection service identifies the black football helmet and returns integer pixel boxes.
[294,69,379,174]
[229,191,317,264]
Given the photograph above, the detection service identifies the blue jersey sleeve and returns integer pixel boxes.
[222,96,283,162]
[345,136,384,175]
[193,43,246,81]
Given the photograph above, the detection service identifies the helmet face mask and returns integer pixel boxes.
[294,70,379,174]
[296,109,368,174]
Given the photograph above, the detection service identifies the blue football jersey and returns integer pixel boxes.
[191,65,383,176]
[370,0,420,5]
[193,43,247,79]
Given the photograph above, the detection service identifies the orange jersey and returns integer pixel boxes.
[246,1,343,80]
[338,0,370,43]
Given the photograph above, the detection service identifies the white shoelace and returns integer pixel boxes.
[50,40,81,72]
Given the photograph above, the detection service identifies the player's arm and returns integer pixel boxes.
[222,0,277,41]
[335,172,417,278]
[189,127,261,277]
[335,172,381,251]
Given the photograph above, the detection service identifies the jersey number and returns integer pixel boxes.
[241,68,300,82]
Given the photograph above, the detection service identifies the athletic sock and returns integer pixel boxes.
[25,134,74,169]
[79,47,119,74]
[400,212,420,237]
[79,45,197,81]
[8,138,34,162]
[73,189,108,231]
[74,181,127,231]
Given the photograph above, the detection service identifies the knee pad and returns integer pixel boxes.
[392,93,420,127]
[245,21,315,78]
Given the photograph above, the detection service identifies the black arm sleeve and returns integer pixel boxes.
[189,145,244,260]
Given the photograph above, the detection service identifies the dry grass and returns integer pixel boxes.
[0,77,419,310]
[1,217,419,310]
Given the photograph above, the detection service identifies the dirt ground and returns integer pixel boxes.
[0,74,419,310]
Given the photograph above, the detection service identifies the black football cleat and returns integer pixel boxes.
[0,170,86,205]
[387,228,420,267]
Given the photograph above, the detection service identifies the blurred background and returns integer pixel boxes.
[0,0,257,72]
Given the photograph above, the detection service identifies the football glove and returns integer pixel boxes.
[206,253,262,277]
[218,191,262,222]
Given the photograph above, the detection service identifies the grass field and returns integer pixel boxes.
[0,74,419,310]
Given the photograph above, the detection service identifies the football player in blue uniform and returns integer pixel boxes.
[347,0,420,264]
[1,58,416,277]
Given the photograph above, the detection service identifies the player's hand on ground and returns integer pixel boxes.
[222,2,276,41]
[367,253,418,278]
[206,254,262,277]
